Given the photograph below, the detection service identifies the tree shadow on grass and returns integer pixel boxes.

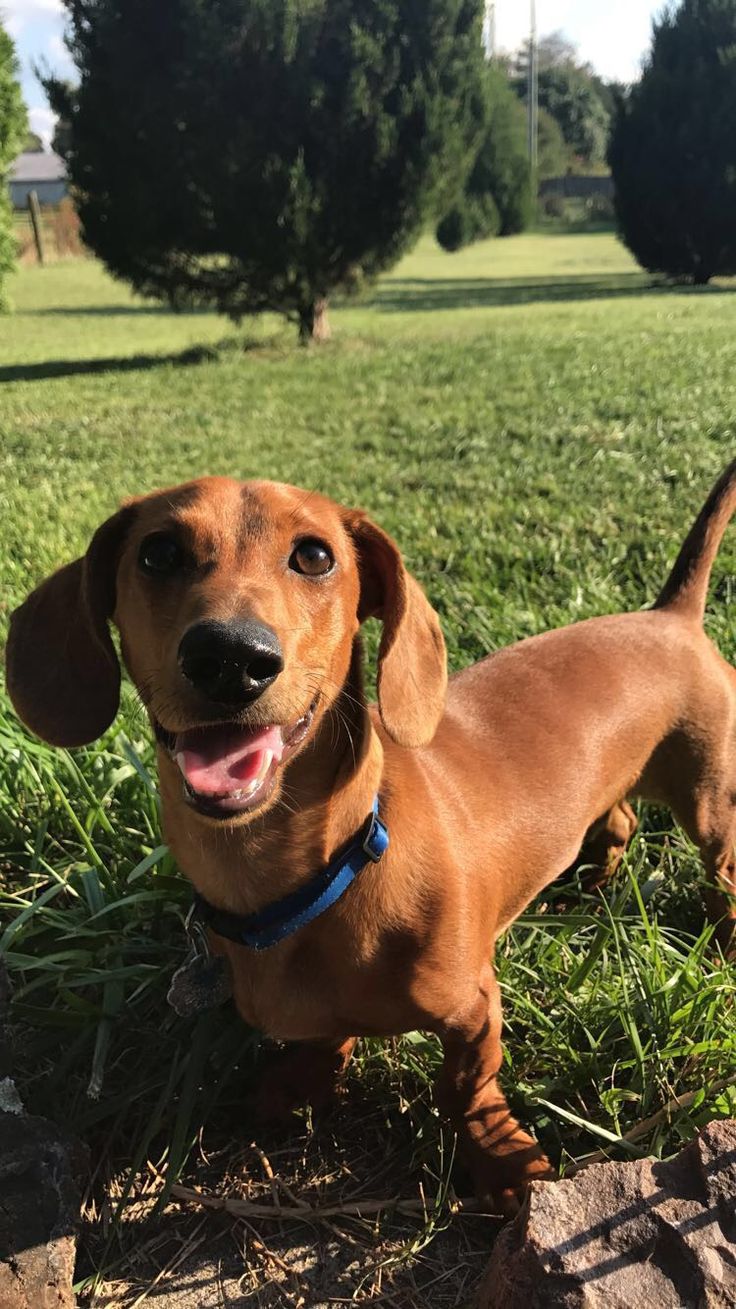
[25,304,211,317]
[369,273,736,313]
[0,339,261,384]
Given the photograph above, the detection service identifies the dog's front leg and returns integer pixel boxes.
[437,965,554,1216]
[253,1037,357,1125]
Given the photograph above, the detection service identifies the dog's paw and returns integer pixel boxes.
[471,1139,556,1219]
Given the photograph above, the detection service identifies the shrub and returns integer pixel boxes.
[542,193,567,221]
[585,193,615,225]
[51,198,85,258]
[436,195,501,252]
[610,0,736,284]
[436,64,531,253]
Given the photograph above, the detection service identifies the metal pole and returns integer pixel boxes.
[483,1,496,60]
[528,0,538,179]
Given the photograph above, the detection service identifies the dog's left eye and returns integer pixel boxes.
[138,533,184,576]
[289,539,335,577]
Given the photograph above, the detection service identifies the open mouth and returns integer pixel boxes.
[155,698,318,818]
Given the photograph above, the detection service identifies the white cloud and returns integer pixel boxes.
[47,29,72,67]
[28,102,56,147]
[1,0,64,39]
[4,0,64,17]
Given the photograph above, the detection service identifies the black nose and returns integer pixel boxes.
[178,620,284,705]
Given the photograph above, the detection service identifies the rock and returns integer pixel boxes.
[0,964,12,1079]
[0,961,84,1308]
[479,1119,736,1309]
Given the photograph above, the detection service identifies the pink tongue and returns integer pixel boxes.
[175,724,284,796]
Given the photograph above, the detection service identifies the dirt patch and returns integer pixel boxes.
[82,1093,498,1307]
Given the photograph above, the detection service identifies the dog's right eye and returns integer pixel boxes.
[138,534,184,577]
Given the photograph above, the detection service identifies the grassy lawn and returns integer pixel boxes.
[1,231,736,1304]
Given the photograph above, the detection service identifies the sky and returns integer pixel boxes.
[2,0,73,144]
[494,1,663,82]
[5,0,665,148]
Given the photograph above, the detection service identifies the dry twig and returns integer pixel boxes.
[171,1183,497,1222]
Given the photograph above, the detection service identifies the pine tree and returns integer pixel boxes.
[436,64,531,252]
[47,0,486,340]
[610,0,736,284]
[0,25,28,311]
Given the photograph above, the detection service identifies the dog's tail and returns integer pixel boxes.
[654,458,736,622]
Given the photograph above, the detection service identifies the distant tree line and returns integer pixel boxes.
[505,32,621,174]
[442,2,736,285]
[48,0,629,331]
[18,0,736,328]
[434,33,621,254]
[0,24,27,310]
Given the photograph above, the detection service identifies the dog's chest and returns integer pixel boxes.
[226,945,347,1041]
[222,932,436,1042]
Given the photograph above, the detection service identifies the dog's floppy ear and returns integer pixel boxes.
[346,513,447,748]
[6,506,137,747]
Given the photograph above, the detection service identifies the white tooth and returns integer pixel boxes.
[258,750,273,781]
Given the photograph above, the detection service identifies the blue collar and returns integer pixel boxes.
[193,797,389,952]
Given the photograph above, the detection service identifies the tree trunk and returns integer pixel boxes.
[298,297,331,344]
[692,259,712,286]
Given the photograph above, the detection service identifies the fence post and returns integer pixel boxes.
[28,190,45,265]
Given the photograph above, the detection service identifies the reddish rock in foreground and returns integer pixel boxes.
[479,1119,736,1309]
[0,1111,82,1309]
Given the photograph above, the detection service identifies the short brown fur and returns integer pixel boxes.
[7,464,736,1213]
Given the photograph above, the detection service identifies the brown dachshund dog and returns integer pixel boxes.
[6,461,736,1213]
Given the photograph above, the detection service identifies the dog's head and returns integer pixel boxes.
[6,478,447,823]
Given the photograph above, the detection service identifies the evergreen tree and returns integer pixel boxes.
[47,0,486,340]
[610,0,736,283]
[0,25,27,311]
[436,64,531,252]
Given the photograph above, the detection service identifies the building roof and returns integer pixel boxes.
[9,151,67,184]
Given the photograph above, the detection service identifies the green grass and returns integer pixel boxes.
[1,232,736,1303]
